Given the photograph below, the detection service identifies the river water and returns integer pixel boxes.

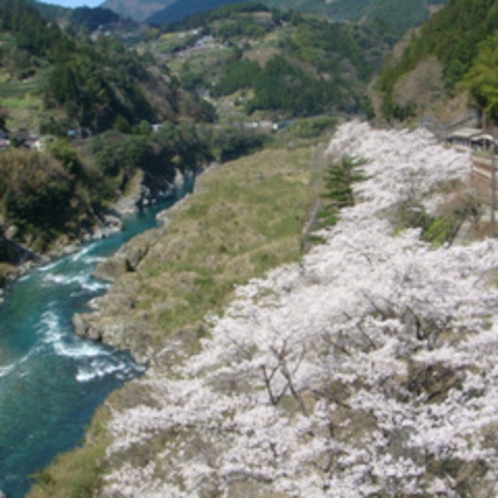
[0,184,192,498]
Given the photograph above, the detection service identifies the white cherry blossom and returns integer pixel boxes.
[103,122,498,497]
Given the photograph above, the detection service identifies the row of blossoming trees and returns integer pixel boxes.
[104,122,498,496]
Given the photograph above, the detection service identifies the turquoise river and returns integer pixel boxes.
[0,184,192,498]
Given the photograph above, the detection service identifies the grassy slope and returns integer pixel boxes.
[0,33,47,129]
[26,137,325,497]
[143,144,318,334]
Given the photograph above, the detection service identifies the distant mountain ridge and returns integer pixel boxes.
[103,0,447,33]
[102,0,177,21]
[265,0,448,36]
[146,0,244,25]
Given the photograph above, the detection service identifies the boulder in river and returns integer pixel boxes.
[93,238,151,282]
[72,313,102,342]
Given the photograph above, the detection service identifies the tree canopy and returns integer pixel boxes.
[378,0,498,120]
[460,33,498,121]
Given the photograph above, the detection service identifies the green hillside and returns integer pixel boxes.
[0,0,212,134]
[0,0,219,254]
[377,0,498,121]
[153,3,393,120]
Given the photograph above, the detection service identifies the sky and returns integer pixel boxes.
[41,0,104,7]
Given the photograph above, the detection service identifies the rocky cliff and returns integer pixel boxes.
[0,233,33,266]
[0,233,37,289]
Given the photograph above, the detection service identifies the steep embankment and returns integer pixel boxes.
[29,122,498,497]
[72,143,319,362]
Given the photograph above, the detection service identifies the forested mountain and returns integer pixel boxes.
[377,0,498,122]
[29,0,126,30]
[0,0,210,132]
[68,6,122,33]
[154,3,394,119]
[0,0,218,254]
[29,0,67,20]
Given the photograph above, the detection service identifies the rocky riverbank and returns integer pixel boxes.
[0,213,123,295]
[0,168,189,296]
[71,173,205,364]
[0,235,34,288]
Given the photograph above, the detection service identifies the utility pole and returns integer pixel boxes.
[483,109,496,238]
[491,134,497,237]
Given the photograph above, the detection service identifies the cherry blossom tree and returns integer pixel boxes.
[103,122,498,497]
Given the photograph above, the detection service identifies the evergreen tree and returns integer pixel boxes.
[319,155,365,226]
